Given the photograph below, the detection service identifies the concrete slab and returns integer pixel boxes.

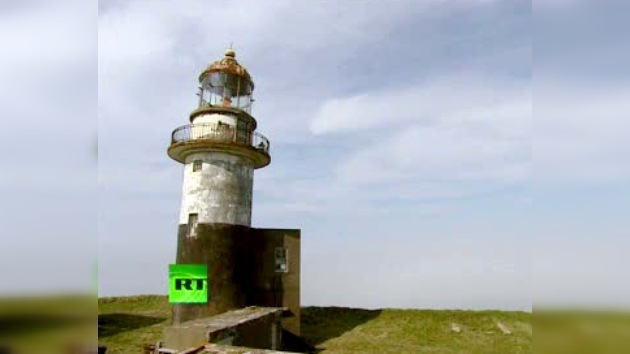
[164,307,288,350]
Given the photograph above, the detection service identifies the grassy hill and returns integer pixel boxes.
[0,295,96,353]
[98,295,531,353]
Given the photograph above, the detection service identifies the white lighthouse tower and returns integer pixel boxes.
[164,49,301,348]
[167,49,272,323]
[168,48,270,229]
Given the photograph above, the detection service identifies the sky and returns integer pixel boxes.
[0,0,628,311]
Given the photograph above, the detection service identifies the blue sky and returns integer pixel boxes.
[97,0,532,310]
[0,0,628,311]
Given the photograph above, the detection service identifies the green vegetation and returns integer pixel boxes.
[98,295,169,353]
[98,295,532,353]
[535,310,630,354]
[0,295,96,353]
[301,306,531,353]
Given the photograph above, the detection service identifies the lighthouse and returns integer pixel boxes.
[168,48,269,228]
[167,49,300,336]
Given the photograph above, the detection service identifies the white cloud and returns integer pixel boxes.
[338,126,529,184]
[311,77,530,135]
[97,0,517,139]
[535,81,630,182]
[307,77,531,201]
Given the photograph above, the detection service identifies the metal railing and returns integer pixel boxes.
[171,123,270,154]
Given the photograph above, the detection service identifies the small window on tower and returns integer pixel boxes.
[188,213,199,237]
[193,160,202,172]
[274,247,288,273]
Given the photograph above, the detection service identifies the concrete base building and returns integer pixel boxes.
[165,49,301,350]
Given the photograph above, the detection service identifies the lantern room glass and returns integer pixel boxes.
[200,72,253,113]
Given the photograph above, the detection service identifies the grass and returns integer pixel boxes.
[0,295,96,353]
[98,295,169,353]
[98,295,531,353]
[301,307,531,353]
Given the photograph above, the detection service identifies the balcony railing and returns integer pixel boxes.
[171,123,270,154]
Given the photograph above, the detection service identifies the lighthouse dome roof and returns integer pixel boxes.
[198,49,254,89]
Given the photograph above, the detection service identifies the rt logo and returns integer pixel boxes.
[175,278,205,290]
[169,264,208,304]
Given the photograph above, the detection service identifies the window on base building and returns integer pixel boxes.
[193,160,202,172]
[188,213,198,237]
[275,247,288,273]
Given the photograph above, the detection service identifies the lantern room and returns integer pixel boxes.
[198,49,254,113]
[168,48,270,169]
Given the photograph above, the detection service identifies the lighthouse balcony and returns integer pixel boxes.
[168,123,270,168]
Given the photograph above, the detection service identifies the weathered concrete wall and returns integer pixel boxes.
[281,232,301,336]
[172,226,300,333]
[165,307,286,351]
[179,152,254,226]
[231,312,281,349]
[173,223,252,324]
[249,229,301,336]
